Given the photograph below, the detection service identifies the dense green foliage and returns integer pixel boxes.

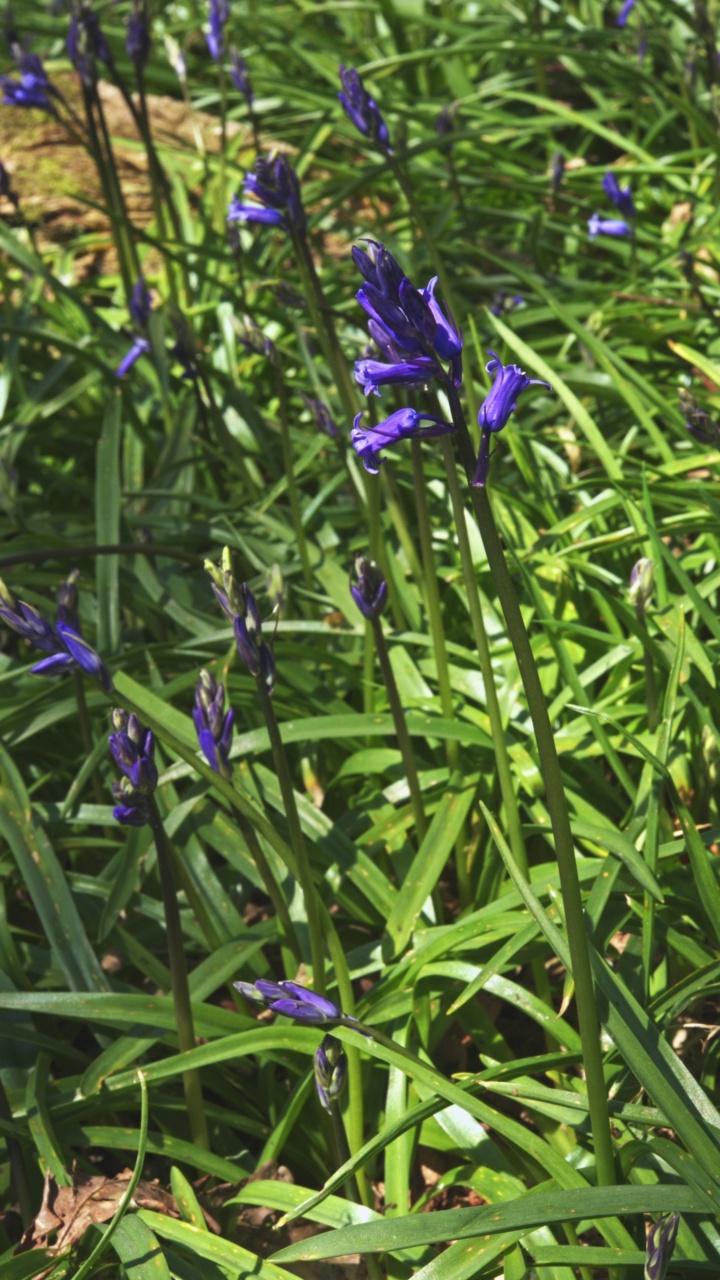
[1,0,720,1277]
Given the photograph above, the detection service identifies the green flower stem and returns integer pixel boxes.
[80,87,134,300]
[256,678,326,994]
[322,915,369,1211]
[73,670,107,810]
[371,618,428,843]
[275,365,314,591]
[443,381,616,1186]
[636,604,658,733]
[231,803,301,975]
[410,440,468,905]
[291,230,358,424]
[92,88,142,284]
[146,796,209,1153]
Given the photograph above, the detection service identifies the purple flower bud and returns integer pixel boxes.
[420,276,463,387]
[351,240,405,298]
[588,212,632,240]
[602,170,636,219]
[351,407,455,475]
[338,65,390,150]
[473,351,551,487]
[314,1034,347,1111]
[228,154,305,235]
[116,336,150,378]
[109,711,157,825]
[126,0,150,67]
[0,577,110,687]
[206,0,229,61]
[1,48,55,113]
[233,977,343,1023]
[68,2,113,88]
[350,556,387,621]
[644,1212,679,1280]
[56,569,80,629]
[230,49,252,102]
[193,669,234,779]
[489,290,523,318]
[617,0,638,25]
[130,276,151,330]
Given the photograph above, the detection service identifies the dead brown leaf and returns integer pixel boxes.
[20,1168,177,1257]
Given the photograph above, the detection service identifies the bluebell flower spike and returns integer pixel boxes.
[68,1,113,87]
[351,408,455,475]
[602,171,636,219]
[109,709,158,826]
[193,669,234,780]
[1,49,56,113]
[314,1034,347,1111]
[338,65,391,150]
[126,0,150,67]
[56,569,80,629]
[205,550,276,693]
[228,155,305,235]
[679,388,719,444]
[350,556,387,622]
[300,393,338,439]
[473,351,551,488]
[0,576,111,689]
[206,0,229,61]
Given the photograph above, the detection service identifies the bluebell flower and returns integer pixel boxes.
[352,239,405,299]
[206,0,229,61]
[314,1034,347,1111]
[193,669,234,780]
[117,336,150,378]
[351,407,455,475]
[300,392,338,438]
[602,170,636,219]
[126,0,150,68]
[109,710,157,826]
[617,0,638,25]
[68,2,113,87]
[644,1212,679,1280]
[338,65,390,150]
[205,549,276,692]
[230,49,252,103]
[354,356,438,397]
[1,51,55,113]
[588,212,632,240]
[0,577,111,688]
[473,351,551,487]
[234,978,343,1023]
[227,155,305,234]
[117,276,152,378]
[421,276,463,386]
[350,556,387,621]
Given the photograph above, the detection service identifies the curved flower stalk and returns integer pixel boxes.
[473,350,551,487]
[0,576,111,689]
[338,65,390,150]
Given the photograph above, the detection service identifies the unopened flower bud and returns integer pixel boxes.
[314,1034,348,1111]
[645,1212,679,1280]
[629,558,654,613]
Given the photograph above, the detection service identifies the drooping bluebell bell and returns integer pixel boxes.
[338,65,390,150]
[679,388,718,444]
[205,548,276,693]
[0,576,112,688]
[300,393,338,439]
[227,154,305,235]
[193,669,234,780]
[602,170,636,219]
[617,0,638,25]
[206,0,229,61]
[126,0,151,69]
[68,1,113,87]
[350,556,387,621]
[420,276,463,387]
[234,978,343,1023]
[1,50,56,113]
[109,709,158,826]
[351,407,455,475]
[473,351,551,487]
[644,1213,679,1280]
[230,48,253,103]
[117,276,152,378]
[314,1034,347,1111]
[354,356,438,397]
[588,212,632,240]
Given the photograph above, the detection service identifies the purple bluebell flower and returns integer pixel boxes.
[56,569,80,629]
[193,669,234,780]
[338,65,390,150]
[234,977,343,1023]
[644,1212,679,1280]
[230,48,252,103]
[588,212,632,240]
[0,577,111,688]
[350,556,387,622]
[300,392,338,438]
[227,154,305,234]
[679,388,718,443]
[109,710,157,826]
[117,276,152,378]
[473,351,551,487]
[617,0,638,25]
[354,356,438,397]
[490,290,523,318]
[602,171,636,219]
[314,1034,347,1111]
[351,407,455,475]
[352,239,405,299]
[1,50,55,113]
[68,2,112,87]
[205,549,276,693]
[117,336,150,378]
[206,0,229,61]
[126,0,150,68]
[421,276,463,386]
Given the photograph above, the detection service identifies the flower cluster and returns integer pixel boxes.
[338,66,390,150]
[1,49,56,113]
[109,710,158,826]
[234,978,343,1023]
[117,277,152,378]
[227,155,305,234]
[350,556,387,622]
[474,352,551,487]
[205,548,276,692]
[0,574,111,689]
[193,669,234,779]
[314,1034,347,1111]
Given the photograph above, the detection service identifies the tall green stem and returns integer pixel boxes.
[372,619,427,843]
[146,797,209,1152]
[73,671,106,809]
[275,366,314,591]
[256,680,326,993]
[444,381,615,1186]
[231,803,301,975]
